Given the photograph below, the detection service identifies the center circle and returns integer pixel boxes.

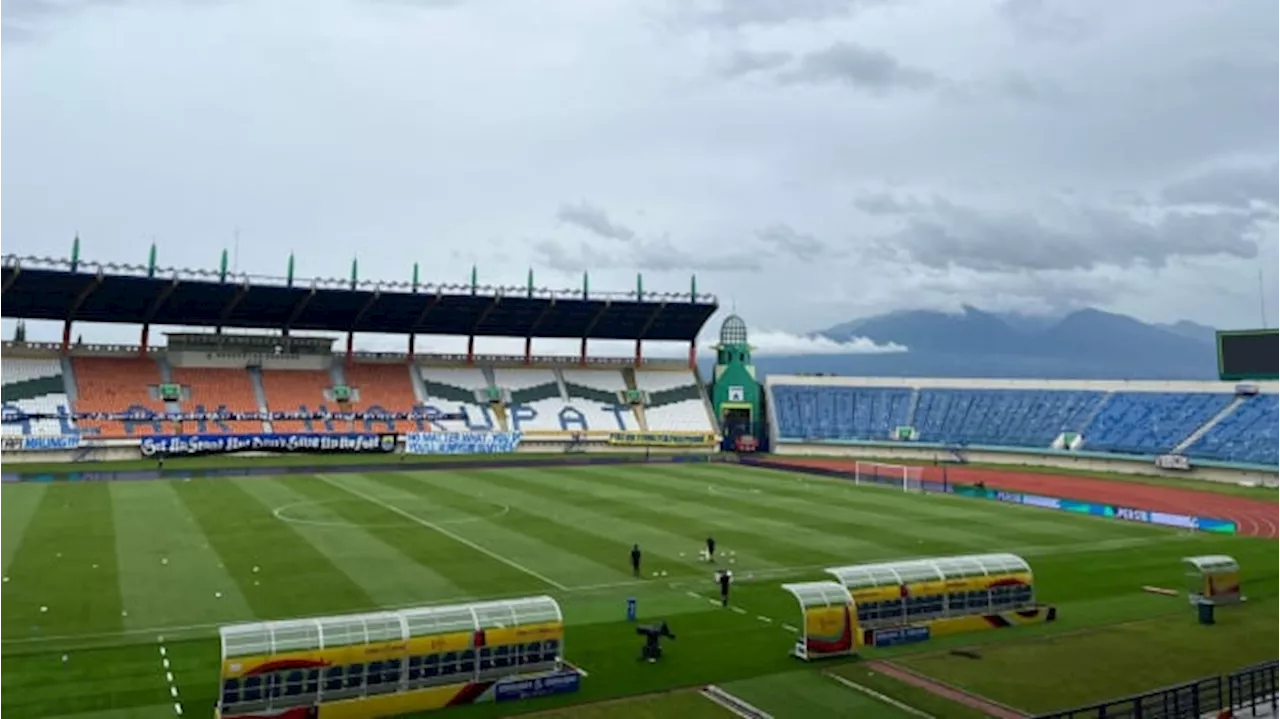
[273,498,510,529]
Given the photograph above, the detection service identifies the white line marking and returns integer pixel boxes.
[162,658,170,669]
[166,671,174,683]
[709,598,721,607]
[318,474,568,591]
[169,686,178,699]
[272,498,511,529]
[781,624,799,633]
[730,606,747,615]
[686,591,703,599]
[158,647,166,657]
[755,615,773,623]
[174,703,183,716]
[701,685,773,719]
[827,673,934,718]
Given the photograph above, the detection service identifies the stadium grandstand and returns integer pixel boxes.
[0,253,720,450]
[767,376,1279,474]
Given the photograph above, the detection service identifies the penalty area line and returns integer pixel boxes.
[317,474,569,591]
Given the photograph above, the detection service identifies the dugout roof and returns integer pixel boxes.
[781,581,854,609]
[1,258,717,341]
[219,595,563,660]
[825,553,1031,589]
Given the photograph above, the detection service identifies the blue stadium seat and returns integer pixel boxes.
[911,389,1104,448]
[1184,394,1279,465]
[770,386,911,441]
[1081,392,1233,456]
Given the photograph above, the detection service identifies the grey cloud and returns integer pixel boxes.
[717,50,793,79]
[779,42,939,94]
[997,0,1092,44]
[864,196,1264,272]
[1161,163,1279,209]
[686,0,889,28]
[756,224,829,261]
[532,237,760,274]
[555,202,636,242]
[851,192,927,216]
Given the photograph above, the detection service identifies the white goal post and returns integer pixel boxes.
[853,461,925,493]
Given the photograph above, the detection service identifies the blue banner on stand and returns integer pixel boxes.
[139,433,397,457]
[492,671,581,702]
[404,432,522,455]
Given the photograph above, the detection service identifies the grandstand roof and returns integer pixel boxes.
[1,257,717,341]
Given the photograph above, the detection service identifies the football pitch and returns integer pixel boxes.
[2,462,1276,719]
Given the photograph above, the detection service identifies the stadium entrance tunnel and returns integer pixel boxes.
[217,595,582,718]
[824,553,1057,648]
[780,581,858,661]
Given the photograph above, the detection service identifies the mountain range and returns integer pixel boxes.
[714,306,1224,380]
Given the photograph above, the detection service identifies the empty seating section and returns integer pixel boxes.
[1081,392,1232,456]
[634,370,714,432]
[913,389,1103,447]
[418,366,494,431]
[345,363,418,432]
[1184,394,1279,465]
[72,357,167,436]
[771,386,911,440]
[169,368,265,434]
[494,368,566,432]
[2,358,74,436]
[260,370,336,433]
[560,369,639,432]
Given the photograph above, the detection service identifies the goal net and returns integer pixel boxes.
[853,461,925,493]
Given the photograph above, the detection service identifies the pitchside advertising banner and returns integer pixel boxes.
[950,484,1236,534]
[404,432,523,455]
[2,435,84,452]
[139,433,397,457]
[607,432,717,447]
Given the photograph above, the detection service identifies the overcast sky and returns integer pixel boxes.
[3,0,1277,354]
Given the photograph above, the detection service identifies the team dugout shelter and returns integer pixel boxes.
[1,247,717,366]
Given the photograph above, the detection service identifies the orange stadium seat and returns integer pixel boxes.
[72,357,168,437]
[344,363,419,433]
[260,370,339,433]
[169,367,265,434]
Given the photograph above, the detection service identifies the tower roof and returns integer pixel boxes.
[719,314,749,345]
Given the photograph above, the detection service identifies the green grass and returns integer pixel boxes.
[2,463,1276,719]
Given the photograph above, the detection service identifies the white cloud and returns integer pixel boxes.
[746,329,907,356]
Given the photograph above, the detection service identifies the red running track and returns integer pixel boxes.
[770,458,1279,540]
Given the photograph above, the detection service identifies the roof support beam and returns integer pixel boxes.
[469,296,501,336]
[284,288,317,334]
[525,298,558,338]
[410,294,442,332]
[581,301,612,338]
[67,273,105,320]
[1,267,19,294]
[217,282,251,332]
[635,302,667,341]
[143,278,181,324]
[349,290,382,332]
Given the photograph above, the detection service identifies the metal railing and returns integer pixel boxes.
[1034,661,1277,719]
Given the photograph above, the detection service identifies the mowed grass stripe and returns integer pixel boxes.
[358,472,631,588]
[432,466,798,574]
[608,465,990,555]
[1,483,125,638]
[690,464,1160,542]
[635,465,1156,552]
[172,478,375,619]
[112,481,253,630]
[1,643,173,719]
[1,484,46,574]
[504,466,867,568]
[267,475,497,600]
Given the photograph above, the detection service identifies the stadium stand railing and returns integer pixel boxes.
[1032,660,1277,719]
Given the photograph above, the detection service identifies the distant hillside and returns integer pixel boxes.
[710,307,1221,380]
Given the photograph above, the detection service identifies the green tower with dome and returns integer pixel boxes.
[709,314,763,451]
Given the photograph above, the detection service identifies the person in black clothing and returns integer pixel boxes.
[706,536,716,563]
[716,570,733,607]
[630,544,642,577]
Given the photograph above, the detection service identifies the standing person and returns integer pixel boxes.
[706,536,717,563]
[717,569,733,607]
[630,544,642,577]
